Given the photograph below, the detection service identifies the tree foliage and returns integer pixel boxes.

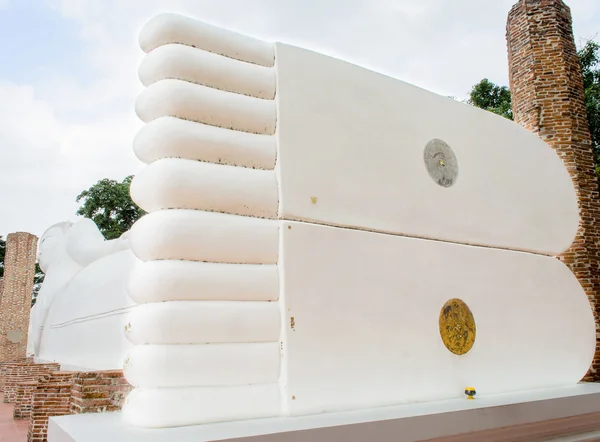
[467,40,599,158]
[468,78,513,120]
[578,40,600,166]
[0,236,5,279]
[75,175,145,240]
[31,263,44,307]
[28,175,142,305]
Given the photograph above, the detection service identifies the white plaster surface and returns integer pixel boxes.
[279,221,595,416]
[139,44,276,99]
[275,43,579,255]
[123,383,281,427]
[30,223,84,357]
[127,17,283,426]
[139,13,275,67]
[125,301,280,344]
[119,13,594,430]
[136,79,276,135]
[49,384,600,442]
[32,220,135,370]
[130,158,278,217]
[123,343,280,388]
[129,209,279,263]
[29,14,596,433]
[133,117,276,169]
[127,261,279,303]
[39,251,135,370]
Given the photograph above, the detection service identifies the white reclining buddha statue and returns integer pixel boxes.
[121,12,596,428]
[28,219,135,370]
[32,12,596,429]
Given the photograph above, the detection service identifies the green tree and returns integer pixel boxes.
[467,40,599,158]
[30,175,143,305]
[31,263,44,307]
[76,175,145,240]
[578,40,600,166]
[467,78,513,120]
[0,236,5,278]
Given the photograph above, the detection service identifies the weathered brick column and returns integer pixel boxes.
[507,0,600,381]
[14,381,40,419]
[0,232,38,362]
[28,371,78,442]
[70,370,132,414]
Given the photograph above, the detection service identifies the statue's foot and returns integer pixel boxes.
[124,13,595,428]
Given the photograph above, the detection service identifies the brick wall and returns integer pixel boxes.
[14,381,39,419]
[507,0,600,381]
[2,362,60,403]
[0,358,132,441]
[0,362,7,392]
[0,232,38,362]
[0,357,32,391]
[20,368,132,442]
[70,370,132,414]
[28,371,78,442]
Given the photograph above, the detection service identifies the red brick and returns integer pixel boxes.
[0,233,38,362]
[507,0,600,381]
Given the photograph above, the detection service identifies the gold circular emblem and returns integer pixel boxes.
[439,298,476,355]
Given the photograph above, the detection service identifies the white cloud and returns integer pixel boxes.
[0,78,141,238]
[0,80,71,236]
[0,80,62,150]
[45,0,532,95]
[45,0,598,98]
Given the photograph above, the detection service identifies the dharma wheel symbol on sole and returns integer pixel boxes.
[424,139,459,188]
[439,298,476,355]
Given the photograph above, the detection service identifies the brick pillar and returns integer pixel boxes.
[507,0,600,381]
[0,232,38,362]
[70,370,132,414]
[28,372,78,442]
[14,381,40,419]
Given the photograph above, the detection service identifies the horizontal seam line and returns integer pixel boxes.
[145,42,275,68]
[281,217,556,258]
[146,76,276,101]
[47,307,134,328]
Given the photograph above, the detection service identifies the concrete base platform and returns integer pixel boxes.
[49,384,600,442]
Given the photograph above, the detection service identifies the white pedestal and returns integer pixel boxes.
[49,383,600,442]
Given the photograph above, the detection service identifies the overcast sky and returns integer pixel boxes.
[1,0,599,239]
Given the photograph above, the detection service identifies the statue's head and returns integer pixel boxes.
[38,218,125,275]
[37,222,73,273]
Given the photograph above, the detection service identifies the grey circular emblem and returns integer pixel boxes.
[423,139,458,188]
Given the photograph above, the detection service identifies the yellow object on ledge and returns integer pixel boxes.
[465,387,476,400]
